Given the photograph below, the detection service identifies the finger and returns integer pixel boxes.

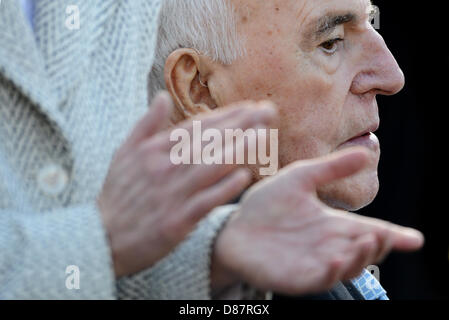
[341,233,378,280]
[344,214,425,253]
[318,255,348,292]
[389,227,424,251]
[141,100,277,154]
[184,100,277,132]
[374,229,394,263]
[207,101,277,133]
[182,168,252,224]
[124,91,174,148]
[362,225,394,264]
[289,147,370,191]
[178,131,254,196]
[291,255,346,295]
[158,101,277,150]
[179,100,252,127]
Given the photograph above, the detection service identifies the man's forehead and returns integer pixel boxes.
[231,0,374,45]
[232,0,373,22]
[299,0,374,23]
[301,0,374,40]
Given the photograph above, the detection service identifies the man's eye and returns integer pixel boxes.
[319,38,343,54]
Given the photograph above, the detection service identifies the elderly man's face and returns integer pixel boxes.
[165,0,404,211]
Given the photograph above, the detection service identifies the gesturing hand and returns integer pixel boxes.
[212,147,424,295]
[98,92,277,278]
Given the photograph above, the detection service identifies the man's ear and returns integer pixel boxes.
[164,49,217,121]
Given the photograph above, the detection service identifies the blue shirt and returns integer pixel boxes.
[352,269,389,300]
[20,0,35,31]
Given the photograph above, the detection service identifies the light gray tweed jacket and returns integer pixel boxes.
[0,0,232,299]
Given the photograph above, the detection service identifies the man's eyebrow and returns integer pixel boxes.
[305,13,357,42]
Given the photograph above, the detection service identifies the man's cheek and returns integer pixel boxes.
[278,132,329,168]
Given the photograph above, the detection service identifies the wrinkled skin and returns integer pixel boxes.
[162,0,421,296]
[166,0,404,211]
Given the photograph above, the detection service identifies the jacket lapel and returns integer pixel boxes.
[33,0,116,108]
[0,0,117,136]
[0,0,66,127]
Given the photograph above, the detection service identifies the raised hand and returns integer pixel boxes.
[212,147,424,295]
[98,92,277,278]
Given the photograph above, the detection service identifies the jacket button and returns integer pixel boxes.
[37,163,69,196]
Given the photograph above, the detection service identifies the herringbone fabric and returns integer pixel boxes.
[0,0,232,299]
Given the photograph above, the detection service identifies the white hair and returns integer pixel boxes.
[148,0,245,101]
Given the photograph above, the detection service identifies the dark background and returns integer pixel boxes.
[357,1,448,299]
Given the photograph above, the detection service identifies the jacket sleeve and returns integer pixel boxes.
[0,204,117,299]
[0,203,240,300]
[116,205,238,300]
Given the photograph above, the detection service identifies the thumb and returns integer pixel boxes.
[125,91,173,148]
[294,147,370,191]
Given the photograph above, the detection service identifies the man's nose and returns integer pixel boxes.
[351,30,405,96]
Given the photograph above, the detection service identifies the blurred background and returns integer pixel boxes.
[358,0,448,299]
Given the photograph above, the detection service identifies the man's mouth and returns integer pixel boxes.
[339,124,380,150]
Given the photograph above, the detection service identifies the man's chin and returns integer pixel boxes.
[317,175,380,211]
[325,193,377,211]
